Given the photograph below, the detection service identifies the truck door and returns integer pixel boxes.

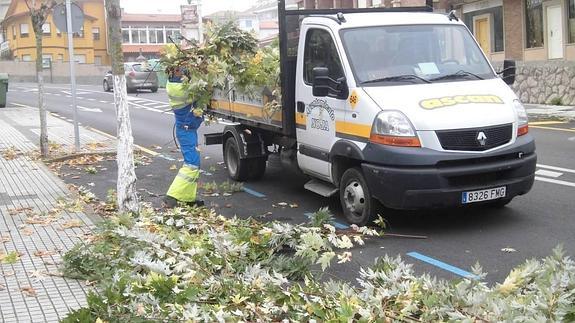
[295,27,347,182]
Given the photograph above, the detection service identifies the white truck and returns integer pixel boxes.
[205,1,537,225]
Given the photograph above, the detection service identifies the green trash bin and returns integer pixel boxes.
[0,73,8,108]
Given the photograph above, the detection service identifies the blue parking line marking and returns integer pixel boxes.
[407,252,479,280]
[305,213,349,229]
[243,187,266,198]
[333,221,349,230]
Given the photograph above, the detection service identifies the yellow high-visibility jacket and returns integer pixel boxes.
[166,80,194,110]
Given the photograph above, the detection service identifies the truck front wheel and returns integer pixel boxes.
[340,167,376,226]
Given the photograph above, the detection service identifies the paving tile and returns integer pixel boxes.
[0,109,108,322]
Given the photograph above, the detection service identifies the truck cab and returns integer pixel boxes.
[207,2,536,226]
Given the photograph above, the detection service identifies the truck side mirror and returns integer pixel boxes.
[312,67,349,99]
[502,60,516,85]
[312,67,330,97]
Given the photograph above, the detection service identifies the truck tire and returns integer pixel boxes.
[224,137,250,181]
[340,167,376,226]
[103,80,111,92]
[248,157,267,180]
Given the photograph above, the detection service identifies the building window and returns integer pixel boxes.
[149,28,165,44]
[122,28,130,43]
[569,0,575,43]
[463,7,504,52]
[245,20,253,28]
[74,54,86,63]
[372,0,383,6]
[42,23,51,36]
[20,24,29,38]
[166,28,181,42]
[73,25,84,38]
[139,29,147,43]
[12,25,16,39]
[92,27,100,41]
[22,54,32,61]
[94,56,102,65]
[525,0,544,48]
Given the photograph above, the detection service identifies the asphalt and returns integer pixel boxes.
[5,82,575,284]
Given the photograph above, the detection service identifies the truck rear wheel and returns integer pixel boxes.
[340,167,376,226]
[224,137,250,181]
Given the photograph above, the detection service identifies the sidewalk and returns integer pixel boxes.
[0,105,115,322]
[525,103,575,120]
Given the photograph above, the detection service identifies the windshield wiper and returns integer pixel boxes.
[361,74,431,85]
[429,70,484,82]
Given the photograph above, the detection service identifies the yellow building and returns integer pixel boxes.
[2,0,110,65]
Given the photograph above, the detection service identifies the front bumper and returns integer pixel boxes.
[362,135,537,210]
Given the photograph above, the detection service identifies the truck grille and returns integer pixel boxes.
[436,124,513,151]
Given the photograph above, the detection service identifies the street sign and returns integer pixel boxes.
[42,58,51,69]
[52,3,84,33]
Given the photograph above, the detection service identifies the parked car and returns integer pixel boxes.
[103,62,159,93]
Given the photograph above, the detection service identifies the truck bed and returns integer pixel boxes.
[209,88,285,133]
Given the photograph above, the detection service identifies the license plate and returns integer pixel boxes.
[462,186,506,204]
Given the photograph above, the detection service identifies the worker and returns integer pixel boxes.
[162,67,204,208]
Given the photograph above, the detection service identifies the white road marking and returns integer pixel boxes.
[537,164,575,174]
[78,106,103,113]
[535,177,575,188]
[535,169,563,178]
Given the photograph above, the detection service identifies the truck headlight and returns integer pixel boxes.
[514,100,529,136]
[370,111,421,147]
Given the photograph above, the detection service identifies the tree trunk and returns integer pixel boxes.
[106,0,139,214]
[35,31,49,157]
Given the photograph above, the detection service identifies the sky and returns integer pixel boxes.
[120,0,259,16]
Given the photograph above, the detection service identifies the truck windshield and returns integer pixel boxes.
[340,24,495,86]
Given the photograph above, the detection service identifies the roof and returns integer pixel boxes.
[259,21,278,29]
[206,10,256,19]
[122,13,181,23]
[122,44,167,54]
[303,12,462,29]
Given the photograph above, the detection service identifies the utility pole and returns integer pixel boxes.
[65,0,80,151]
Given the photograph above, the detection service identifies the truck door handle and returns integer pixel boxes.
[297,101,305,113]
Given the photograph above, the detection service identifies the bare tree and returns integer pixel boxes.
[24,0,56,157]
[105,0,139,214]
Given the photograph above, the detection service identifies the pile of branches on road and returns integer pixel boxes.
[61,205,575,322]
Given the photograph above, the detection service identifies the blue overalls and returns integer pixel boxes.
[165,76,204,203]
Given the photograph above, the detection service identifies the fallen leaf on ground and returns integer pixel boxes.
[61,219,83,229]
[204,156,211,160]
[29,270,47,282]
[8,207,35,216]
[25,217,51,225]
[34,250,56,257]
[21,227,34,236]
[169,165,178,171]
[2,271,15,277]
[151,145,162,150]
[277,202,288,207]
[1,236,10,243]
[21,286,37,297]
[289,203,299,208]
[501,247,517,253]
[0,251,21,264]
[70,176,81,179]
[0,283,5,291]
[223,193,232,197]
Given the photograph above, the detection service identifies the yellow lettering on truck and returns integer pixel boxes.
[420,95,504,109]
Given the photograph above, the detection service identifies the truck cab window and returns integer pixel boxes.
[303,29,345,84]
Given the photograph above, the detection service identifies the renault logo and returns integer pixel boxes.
[477,131,487,146]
